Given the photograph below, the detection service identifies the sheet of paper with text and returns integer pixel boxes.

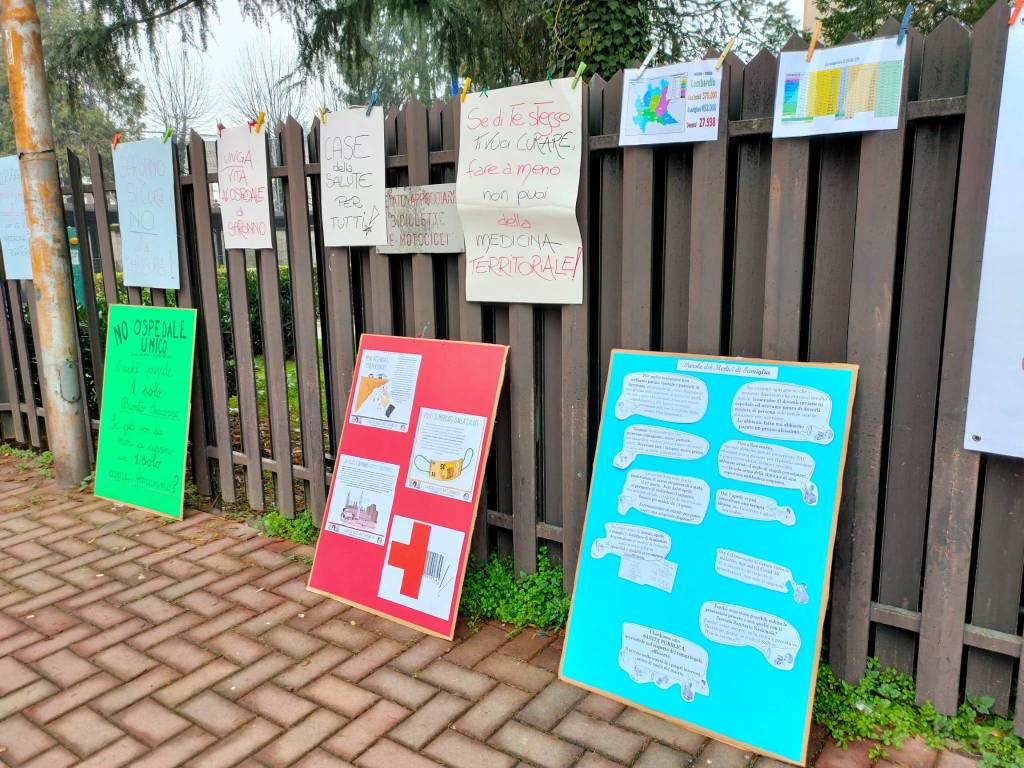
[319,107,388,247]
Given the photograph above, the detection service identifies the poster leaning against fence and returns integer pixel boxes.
[561,350,858,765]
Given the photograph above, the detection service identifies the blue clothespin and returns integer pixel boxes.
[450,72,459,98]
[365,91,378,117]
[898,3,913,44]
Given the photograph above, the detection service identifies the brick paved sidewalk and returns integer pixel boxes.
[0,457,980,768]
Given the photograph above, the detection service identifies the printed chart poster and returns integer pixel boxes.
[112,139,180,289]
[619,60,722,145]
[457,78,584,304]
[378,183,465,254]
[217,125,273,250]
[309,335,507,638]
[772,36,906,138]
[964,21,1024,459]
[561,351,857,764]
[93,304,197,519]
[320,107,387,247]
[0,155,32,280]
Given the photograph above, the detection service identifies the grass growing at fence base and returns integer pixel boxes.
[260,507,318,545]
[0,444,54,478]
[460,547,570,630]
[814,659,1024,768]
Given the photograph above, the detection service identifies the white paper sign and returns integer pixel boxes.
[619,60,722,146]
[619,623,709,702]
[378,183,464,254]
[457,78,584,304]
[732,382,834,444]
[592,523,677,592]
[615,372,709,423]
[320,107,387,246]
[323,454,400,546]
[964,22,1024,458]
[699,601,801,670]
[613,424,708,469]
[617,469,710,525]
[378,516,464,619]
[112,139,180,289]
[718,440,818,506]
[772,36,906,138]
[714,549,808,603]
[715,488,796,526]
[217,126,272,250]
[0,156,31,280]
[406,407,486,502]
[350,349,422,432]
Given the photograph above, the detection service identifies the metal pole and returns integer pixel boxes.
[1,0,91,486]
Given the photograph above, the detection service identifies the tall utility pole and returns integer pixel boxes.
[1,0,91,486]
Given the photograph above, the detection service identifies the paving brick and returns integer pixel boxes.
[21,744,79,768]
[0,714,54,764]
[153,658,238,707]
[228,584,283,612]
[455,682,533,740]
[392,635,454,673]
[127,612,203,650]
[185,718,281,768]
[235,599,303,636]
[313,618,378,651]
[576,751,623,768]
[72,600,132,629]
[0,612,26,640]
[0,654,39,694]
[206,566,269,595]
[0,677,59,720]
[146,636,215,672]
[354,739,446,768]
[263,622,325,658]
[125,595,181,623]
[204,630,271,665]
[241,682,317,726]
[302,674,379,717]
[616,707,708,754]
[577,691,626,720]
[334,637,405,682]
[517,679,585,729]
[425,729,517,768]
[635,742,693,767]
[275,644,350,691]
[323,700,410,761]
[934,753,979,768]
[287,597,348,633]
[885,736,939,768]
[25,672,119,724]
[73,736,147,768]
[419,659,499,699]
[554,710,646,763]
[69,617,148,656]
[257,709,348,767]
[48,706,125,756]
[274,577,323,607]
[93,664,180,715]
[113,697,192,746]
[501,629,555,661]
[179,690,255,736]
[213,652,293,699]
[186,607,256,642]
[0,628,44,657]
[32,647,98,686]
[92,642,158,680]
[129,725,216,768]
[445,624,509,667]
[391,691,472,749]
[815,740,873,768]
[177,589,231,617]
[15,623,96,662]
[21,606,79,637]
[361,666,438,708]
[362,614,426,644]
[489,720,584,768]
[293,747,358,768]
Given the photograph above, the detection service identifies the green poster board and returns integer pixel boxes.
[94,304,197,519]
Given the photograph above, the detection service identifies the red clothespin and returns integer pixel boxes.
[1010,0,1023,26]
[247,119,257,132]
[806,21,822,62]
[111,132,121,150]
[217,122,226,138]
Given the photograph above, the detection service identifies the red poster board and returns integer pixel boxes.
[308,334,508,639]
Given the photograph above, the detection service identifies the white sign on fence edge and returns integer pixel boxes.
[0,155,32,280]
[217,125,274,251]
[378,183,464,254]
[319,107,388,247]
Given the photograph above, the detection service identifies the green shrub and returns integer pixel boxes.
[260,508,318,545]
[459,547,570,630]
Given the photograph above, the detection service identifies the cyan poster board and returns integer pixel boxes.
[560,350,857,765]
[112,138,180,289]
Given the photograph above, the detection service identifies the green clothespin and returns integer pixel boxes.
[481,86,489,98]
[546,70,553,87]
[161,127,173,144]
[571,62,586,89]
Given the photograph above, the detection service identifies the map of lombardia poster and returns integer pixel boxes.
[561,351,857,765]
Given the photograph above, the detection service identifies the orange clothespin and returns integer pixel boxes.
[460,77,472,103]
[806,21,822,61]
[715,37,736,70]
[1010,0,1023,25]
[254,112,266,134]
[111,132,121,150]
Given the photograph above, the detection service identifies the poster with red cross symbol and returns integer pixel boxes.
[308,334,508,639]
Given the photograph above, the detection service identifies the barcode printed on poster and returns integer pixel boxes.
[424,551,446,581]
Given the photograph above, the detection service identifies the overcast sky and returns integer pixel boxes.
[137,0,809,137]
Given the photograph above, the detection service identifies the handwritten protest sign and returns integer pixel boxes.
[94,305,197,519]
[457,78,584,304]
[0,155,32,280]
[562,351,857,765]
[319,107,387,246]
[217,125,273,250]
[378,183,464,254]
[112,139,180,288]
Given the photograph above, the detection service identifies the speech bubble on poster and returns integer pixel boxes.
[592,523,677,592]
[699,601,802,670]
[617,469,710,524]
[614,424,709,468]
[732,382,834,444]
[714,549,808,603]
[718,440,818,506]
[618,622,710,702]
[615,372,709,423]
[715,489,796,526]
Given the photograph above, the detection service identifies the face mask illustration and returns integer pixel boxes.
[414,448,475,481]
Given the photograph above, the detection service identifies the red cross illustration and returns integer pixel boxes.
[387,521,431,598]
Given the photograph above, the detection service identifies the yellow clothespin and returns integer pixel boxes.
[319,107,328,124]
[111,132,121,150]
[254,112,266,134]
[806,21,822,62]
[715,37,736,70]
[460,77,472,103]
[161,128,173,144]
[1010,0,1023,25]
[571,62,586,89]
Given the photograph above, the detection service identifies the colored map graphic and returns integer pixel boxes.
[633,80,679,132]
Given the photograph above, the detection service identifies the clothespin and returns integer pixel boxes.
[216,122,225,138]
[247,119,256,132]
[111,132,121,150]
[806,21,822,62]
[715,37,736,70]
[450,72,459,98]
[318,107,328,124]
[1010,0,1023,26]
[254,112,266,133]
[365,92,378,117]
[460,77,472,103]
[480,86,489,98]
[898,3,913,44]
[571,62,586,89]
[636,43,659,78]
[546,70,553,87]
[161,127,173,144]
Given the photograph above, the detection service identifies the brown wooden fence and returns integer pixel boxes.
[1,4,1022,731]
